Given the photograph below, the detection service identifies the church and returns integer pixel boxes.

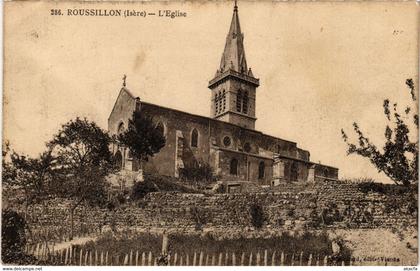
[108,2,338,190]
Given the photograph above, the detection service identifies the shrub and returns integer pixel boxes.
[179,161,216,183]
[357,181,418,217]
[116,192,128,204]
[131,180,158,200]
[143,173,199,193]
[2,209,37,264]
[357,181,413,195]
[106,201,116,210]
[190,207,208,230]
[319,203,343,226]
[249,203,265,228]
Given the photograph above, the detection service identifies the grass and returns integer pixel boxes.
[355,180,415,196]
[143,173,201,194]
[78,230,347,262]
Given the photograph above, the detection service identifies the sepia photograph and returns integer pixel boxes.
[2,0,418,268]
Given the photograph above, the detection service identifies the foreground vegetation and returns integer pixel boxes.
[79,230,351,264]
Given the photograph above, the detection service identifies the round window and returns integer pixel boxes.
[244,142,251,152]
[223,136,231,147]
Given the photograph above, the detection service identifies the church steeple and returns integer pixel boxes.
[208,1,259,130]
[219,0,248,74]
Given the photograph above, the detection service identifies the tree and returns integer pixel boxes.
[341,79,418,186]
[118,111,166,167]
[49,118,113,239]
[10,151,55,215]
[2,141,16,186]
[2,141,55,221]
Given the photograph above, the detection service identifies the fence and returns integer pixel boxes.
[26,224,101,244]
[27,242,404,266]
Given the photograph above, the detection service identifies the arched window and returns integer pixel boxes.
[230,158,238,175]
[258,161,265,179]
[156,122,165,137]
[236,90,242,112]
[243,91,249,114]
[117,122,125,135]
[191,128,198,148]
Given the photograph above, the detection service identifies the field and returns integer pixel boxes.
[27,227,416,266]
[38,230,353,266]
[81,230,337,258]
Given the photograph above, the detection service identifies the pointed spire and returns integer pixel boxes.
[219,0,248,74]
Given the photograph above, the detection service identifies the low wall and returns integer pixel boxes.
[21,181,417,241]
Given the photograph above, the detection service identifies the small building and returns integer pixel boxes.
[108,2,338,187]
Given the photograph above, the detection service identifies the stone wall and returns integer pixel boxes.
[22,182,417,241]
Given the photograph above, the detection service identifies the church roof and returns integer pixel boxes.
[219,1,248,74]
[139,100,297,145]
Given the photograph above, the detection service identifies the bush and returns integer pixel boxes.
[131,180,158,200]
[2,209,37,264]
[144,174,199,193]
[249,203,265,228]
[179,161,216,183]
[106,201,116,210]
[357,181,413,195]
[190,207,208,230]
[116,192,128,204]
[357,181,417,217]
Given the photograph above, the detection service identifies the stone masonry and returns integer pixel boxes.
[22,182,417,242]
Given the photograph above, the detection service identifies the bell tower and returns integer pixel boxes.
[208,1,259,130]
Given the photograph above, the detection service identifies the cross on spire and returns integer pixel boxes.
[122,74,127,87]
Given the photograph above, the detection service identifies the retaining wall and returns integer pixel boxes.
[21,181,417,240]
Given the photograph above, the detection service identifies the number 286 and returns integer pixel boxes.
[50,9,62,16]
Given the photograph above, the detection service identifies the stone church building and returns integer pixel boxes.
[108,3,338,188]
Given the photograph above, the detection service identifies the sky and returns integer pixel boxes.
[4,1,419,183]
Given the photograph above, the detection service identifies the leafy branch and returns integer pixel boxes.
[341,79,418,186]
